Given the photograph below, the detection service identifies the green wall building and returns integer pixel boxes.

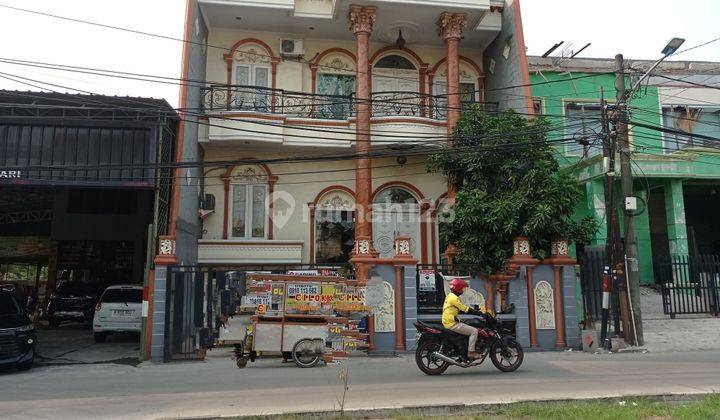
[528,57,720,284]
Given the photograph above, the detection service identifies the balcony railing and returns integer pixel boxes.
[201,85,498,121]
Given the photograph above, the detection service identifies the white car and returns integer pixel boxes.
[92,285,142,343]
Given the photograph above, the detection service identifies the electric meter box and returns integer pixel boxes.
[625,196,638,211]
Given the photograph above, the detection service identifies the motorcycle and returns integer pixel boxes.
[413,312,524,375]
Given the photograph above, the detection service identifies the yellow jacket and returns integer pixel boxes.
[442,292,469,328]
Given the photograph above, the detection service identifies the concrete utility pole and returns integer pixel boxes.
[614,54,643,346]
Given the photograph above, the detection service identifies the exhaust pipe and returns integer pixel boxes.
[431,351,468,367]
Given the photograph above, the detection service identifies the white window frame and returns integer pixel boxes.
[232,63,271,87]
[563,100,605,158]
[433,79,478,118]
[661,105,720,152]
[228,182,269,240]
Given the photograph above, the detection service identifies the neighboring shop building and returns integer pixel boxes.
[528,56,720,285]
[0,90,176,359]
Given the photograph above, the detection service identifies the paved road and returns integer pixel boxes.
[1,349,720,419]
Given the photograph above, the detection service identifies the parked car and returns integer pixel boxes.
[45,282,100,327]
[0,290,36,371]
[92,285,142,343]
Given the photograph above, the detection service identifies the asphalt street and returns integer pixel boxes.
[1,349,720,419]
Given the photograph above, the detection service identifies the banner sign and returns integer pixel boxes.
[419,269,437,291]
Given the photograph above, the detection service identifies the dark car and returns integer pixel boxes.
[0,291,36,371]
[46,282,100,327]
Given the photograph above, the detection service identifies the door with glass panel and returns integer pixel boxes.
[433,81,476,119]
[372,55,419,117]
[233,64,271,112]
[316,73,356,119]
[230,184,268,239]
[372,188,420,260]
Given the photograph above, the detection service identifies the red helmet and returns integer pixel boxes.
[449,278,469,294]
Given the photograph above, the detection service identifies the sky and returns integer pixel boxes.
[0,0,718,108]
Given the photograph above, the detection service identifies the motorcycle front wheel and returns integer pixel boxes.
[415,337,450,376]
[490,337,524,372]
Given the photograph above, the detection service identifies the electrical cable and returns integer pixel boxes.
[0,72,597,152]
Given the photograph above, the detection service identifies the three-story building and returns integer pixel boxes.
[149,0,535,360]
[160,0,534,272]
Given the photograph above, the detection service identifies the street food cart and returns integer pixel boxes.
[234,273,370,368]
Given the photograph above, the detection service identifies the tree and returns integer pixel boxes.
[428,108,598,274]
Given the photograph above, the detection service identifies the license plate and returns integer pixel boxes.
[112,310,134,317]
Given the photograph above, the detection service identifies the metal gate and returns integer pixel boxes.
[165,266,216,361]
[657,255,720,318]
[578,246,606,325]
[163,264,348,361]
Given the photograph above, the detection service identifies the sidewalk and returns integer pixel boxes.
[640,286,720,352]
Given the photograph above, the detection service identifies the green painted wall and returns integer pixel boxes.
[528,71,706,285]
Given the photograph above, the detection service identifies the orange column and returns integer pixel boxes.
[348,5,378,282]
[394,266,405,351]
[553,266,567,348]
[526,267,539,348]
[437,12,467,204]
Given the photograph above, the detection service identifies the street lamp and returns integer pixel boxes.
[661,37,686,56]
[629,37,685,94]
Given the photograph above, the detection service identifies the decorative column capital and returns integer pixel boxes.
[437,12,468,41]
[348,5,377,35]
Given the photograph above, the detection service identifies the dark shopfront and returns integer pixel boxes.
[0,92,176,356]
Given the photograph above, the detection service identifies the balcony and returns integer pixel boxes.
[201,84,498,121]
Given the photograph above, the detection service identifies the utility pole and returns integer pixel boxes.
[614,54,643,346]
[599,87,622,348]
[599,87,613,348]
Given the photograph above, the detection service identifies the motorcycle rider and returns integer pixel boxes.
[443,278,487,359]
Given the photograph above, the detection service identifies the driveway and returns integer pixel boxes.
[34,323,140,366]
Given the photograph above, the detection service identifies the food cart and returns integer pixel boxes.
[234,273,370,368]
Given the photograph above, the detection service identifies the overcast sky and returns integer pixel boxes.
[0,0,718,107]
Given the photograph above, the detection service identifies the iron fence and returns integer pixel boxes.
[657,255,720,317]
[165,266,216,361]
[578,246,606,325]
[201,84,499,122]
[415,264,486,314]
[163,264,354,361]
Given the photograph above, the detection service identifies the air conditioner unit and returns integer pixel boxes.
[280,39,304,57]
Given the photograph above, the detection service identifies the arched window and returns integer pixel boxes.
[316,52,356,119]
[374,55,416,70]
[374,187,418,206]
[314,189,355,263]
[228,166,269,239]
[230,44,272,111]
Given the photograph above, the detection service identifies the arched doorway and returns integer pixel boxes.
[313,188,356,264]
[372,187,421,260]
[372,54,420,117]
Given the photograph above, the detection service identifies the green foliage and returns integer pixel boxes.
[428,107,598,273]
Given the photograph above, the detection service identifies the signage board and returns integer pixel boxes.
[419,269,437,291]
[0,170,23,179]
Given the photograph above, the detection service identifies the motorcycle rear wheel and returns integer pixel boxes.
[490,338,524,372]
[415,338,450,376]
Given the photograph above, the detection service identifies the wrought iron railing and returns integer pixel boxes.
[202,84,355,120]
[202,84,499,121]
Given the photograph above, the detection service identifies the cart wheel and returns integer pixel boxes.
[236,357,249,368]
[292,338,321,368]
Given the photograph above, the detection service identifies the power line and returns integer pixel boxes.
[0,57,616,121]
[0,72,598,150]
